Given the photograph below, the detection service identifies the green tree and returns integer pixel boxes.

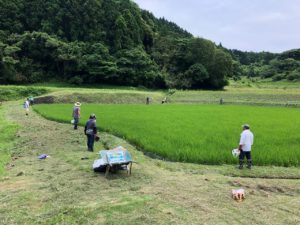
[208,49,232,89]
[113,15,129,50]
[82,43,118,83]
[180,63,209,89]
[116,47,164,88]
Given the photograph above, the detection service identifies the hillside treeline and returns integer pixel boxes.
[0,0,232,89]
[229,48,300,81]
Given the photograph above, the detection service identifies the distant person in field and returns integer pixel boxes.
[238,124,254,169]
[146,96,150,105]
[162,97,167,104]
[23,98,30,116]
[28,96,34,105]
[220,98,223,105]
[84,114,97,152]
[72,102,81,130]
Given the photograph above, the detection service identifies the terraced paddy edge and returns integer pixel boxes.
[34,104,300,166]
[34,88,300,106]
[0,84,167,104]
[0,86,49,102]
[34,92,164,104]
[0,104,18,176]
[3,82,300,106]
[170,89,300,106]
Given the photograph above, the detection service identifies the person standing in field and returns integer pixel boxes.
[28,96,34,105]
[23,98,30,116]
[238,124,254,169]
[72,102,81,130]
[84,114,97,152]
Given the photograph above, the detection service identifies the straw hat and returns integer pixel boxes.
[74,102,81,107]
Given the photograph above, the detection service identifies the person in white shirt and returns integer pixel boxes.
[24,99,30,116]
[238,124,254,169]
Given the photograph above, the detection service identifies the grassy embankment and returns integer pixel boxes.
[0,105,18,176]
[31,80,300,106]
[0,84,166,104]
[34,104,300,166]
[170,79,300,105]
[0,86,48,102]
[2,79,300,105]
[0,85,49,175]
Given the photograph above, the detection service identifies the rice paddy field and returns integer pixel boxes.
[34,104,300,167]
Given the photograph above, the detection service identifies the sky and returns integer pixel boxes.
[133,0,300,53]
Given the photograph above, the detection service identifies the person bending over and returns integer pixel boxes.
[84,114,97,152]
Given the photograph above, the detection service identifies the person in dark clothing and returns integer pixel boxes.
[146,97,150,105]
[84,114,97,152]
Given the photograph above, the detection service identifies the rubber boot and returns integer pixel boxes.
[247,160,252,169]
[239,160,244,169]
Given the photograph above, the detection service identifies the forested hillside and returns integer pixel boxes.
[0,0,232,89]
[0,0,298,88]
[228,48,300,81]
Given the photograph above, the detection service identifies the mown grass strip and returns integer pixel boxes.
[0,105,18,176]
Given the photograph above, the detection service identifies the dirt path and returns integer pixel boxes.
[1,103,300,225]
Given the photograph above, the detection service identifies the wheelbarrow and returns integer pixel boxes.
[93,146,133,177]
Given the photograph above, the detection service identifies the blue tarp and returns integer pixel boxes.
[98,146,132,165]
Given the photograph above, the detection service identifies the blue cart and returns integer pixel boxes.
[93,146,133,177]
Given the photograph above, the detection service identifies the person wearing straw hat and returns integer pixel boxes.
[72,102,81,130]
[237,124,254,169]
